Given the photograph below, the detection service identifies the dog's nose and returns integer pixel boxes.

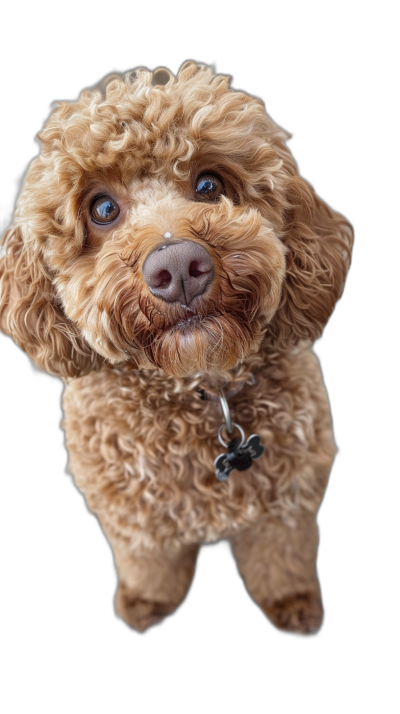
[142,240,214,305]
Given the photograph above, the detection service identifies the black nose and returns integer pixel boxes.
[142,240,214,306]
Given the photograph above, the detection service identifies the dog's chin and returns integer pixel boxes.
[141,313,263,379]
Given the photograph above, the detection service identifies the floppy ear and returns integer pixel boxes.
[0,225,102,378]
[268,175,353,348]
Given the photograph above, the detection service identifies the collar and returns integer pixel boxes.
[197,373,256,402]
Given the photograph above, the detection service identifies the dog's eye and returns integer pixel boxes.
[90,195,120,224]
[195,173,224,201]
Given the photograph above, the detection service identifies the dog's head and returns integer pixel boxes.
[0,62,352,379]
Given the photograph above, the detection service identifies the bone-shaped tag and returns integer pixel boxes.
[214,434,264,481]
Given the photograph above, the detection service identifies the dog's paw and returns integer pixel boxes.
[262,591,323,634]
[115,583,176,632]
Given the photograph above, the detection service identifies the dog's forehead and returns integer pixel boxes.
[39,65,283,182]
[128,176,181,202]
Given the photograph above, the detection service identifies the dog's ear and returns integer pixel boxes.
[0,224,101,378]
[268,175,353,348]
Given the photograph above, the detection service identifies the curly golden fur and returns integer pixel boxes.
[0,62,353,633]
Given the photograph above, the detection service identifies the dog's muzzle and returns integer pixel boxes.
[142,240,214,307]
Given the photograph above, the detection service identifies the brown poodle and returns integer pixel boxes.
[0,62,353,633]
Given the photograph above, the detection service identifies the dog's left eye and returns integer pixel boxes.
[195,173,224,201]
[90,195,120,224]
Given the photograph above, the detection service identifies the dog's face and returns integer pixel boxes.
[0,63,352,379]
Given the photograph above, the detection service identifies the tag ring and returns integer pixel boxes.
[219,389,233,434]
[218,423,245,449]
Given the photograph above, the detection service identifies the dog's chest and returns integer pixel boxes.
[63,354,334,547]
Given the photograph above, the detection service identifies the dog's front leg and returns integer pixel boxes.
[230,514,323,634]
[103,528,199,632]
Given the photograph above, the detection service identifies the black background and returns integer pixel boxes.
[0,9,381,696]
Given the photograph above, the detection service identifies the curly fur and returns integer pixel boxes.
[0,62,353,633]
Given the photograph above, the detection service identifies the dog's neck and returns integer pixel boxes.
[113,342,290,398]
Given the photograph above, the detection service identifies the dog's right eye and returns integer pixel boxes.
[194,173,225,201]
[90,195,120,224]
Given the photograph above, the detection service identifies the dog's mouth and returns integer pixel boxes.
[129,292,264,378]
[140,291,219,332]
[75,283,266,378]
[172,311,204,329]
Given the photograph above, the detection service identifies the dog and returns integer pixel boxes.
[0,62,353,633]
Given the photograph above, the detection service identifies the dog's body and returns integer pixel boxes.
[0,63,353,633]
